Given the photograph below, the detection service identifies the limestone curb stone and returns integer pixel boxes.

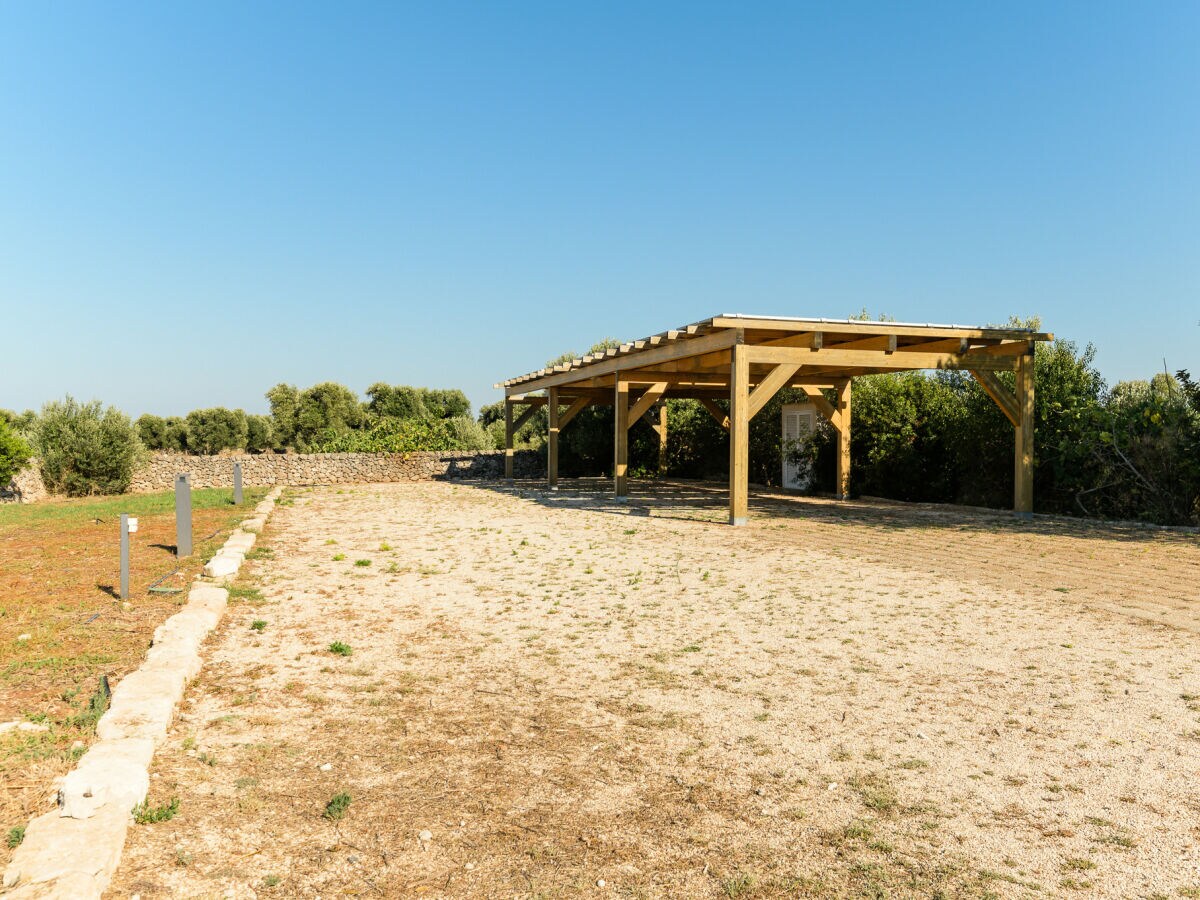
[58,738,155,820]
[201,555,240,578]
[223,531,255,552]
[241,516,266,533]
[2,804,130,897]
[2,491,285,897]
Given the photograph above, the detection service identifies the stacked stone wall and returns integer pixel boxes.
[128,450,544,493]
[1,460,48,504]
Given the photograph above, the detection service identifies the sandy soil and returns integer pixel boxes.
[111,480,1200,898]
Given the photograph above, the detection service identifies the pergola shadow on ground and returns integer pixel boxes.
[472,477,1200,546]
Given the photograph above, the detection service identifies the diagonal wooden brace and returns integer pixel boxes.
[747,364,802,419]
[512,403,541,432]
[970,370,1019,427]
[699,398,730,430]
[557,396,591,428]
[626,382,668,428]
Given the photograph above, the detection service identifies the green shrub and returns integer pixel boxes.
[312,416,491,453]
[365,384,472,422]
[136,414,188,452]
[35,397,145,496]
[418,388,471,419]
[0,408,37,439]
[245,414,274,452]
[365,383,429,421]
[265,383,300,448]
[0,418,33,486]
[294,382,363,450]
[184,408,248,455]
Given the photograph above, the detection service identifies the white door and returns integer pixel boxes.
[782,405,816,489]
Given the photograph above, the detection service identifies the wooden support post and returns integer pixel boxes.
[1014,352,1035,516]
[504,398,514,480]
[656,403,668,475]
[729,338,749,525]
[547,387,559,490]
[835,378,851,499]
[614,376,629,498]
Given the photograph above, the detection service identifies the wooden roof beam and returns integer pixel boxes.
[746,345,1019,372]
[712,316,1053,342]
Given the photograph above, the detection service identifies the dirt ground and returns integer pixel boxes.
[112,480,1200,899]
[0,488,263,863]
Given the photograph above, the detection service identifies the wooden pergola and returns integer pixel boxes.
[496,314,1054,524]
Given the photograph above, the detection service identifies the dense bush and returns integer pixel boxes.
[184,408,249,455]
[366,384,472,421]
[245,414,274,452]
[135,414,188,452]
[0,418,33,486]
[266,383,300,448]
[365,383,428,421]
[0,408,38,439]
[293,382,364,450]
[312,416,491,453]
[35,397,145,495]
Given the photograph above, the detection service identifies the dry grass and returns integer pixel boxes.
[112,480,1200,898]
[0,486,264,862]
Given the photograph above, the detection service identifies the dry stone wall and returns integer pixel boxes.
[129,450,544,493]
[1,461,48,504]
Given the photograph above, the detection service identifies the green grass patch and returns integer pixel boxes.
[323,792,351,821]
[0,487,267,534]
[328,642,352,657]
[227,585,265,604]
[133,797,180,824]
[6,825,25,848]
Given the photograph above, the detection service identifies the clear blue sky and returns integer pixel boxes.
[2,2,1196,418]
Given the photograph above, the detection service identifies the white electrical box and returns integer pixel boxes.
[127,517,139,533]
[781,403,816,490]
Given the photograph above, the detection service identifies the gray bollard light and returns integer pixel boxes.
[233,462,243,505]
[119,514,138,600]
[175,473,193,558]
[119,514,130,599]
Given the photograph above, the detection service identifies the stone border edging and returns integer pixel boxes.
[2,487,285,898]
